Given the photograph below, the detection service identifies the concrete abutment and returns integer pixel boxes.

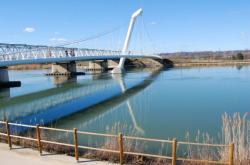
[0,67,21,88]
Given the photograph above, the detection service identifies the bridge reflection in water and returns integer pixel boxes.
[0,69,161,135]
[51,69,161,136]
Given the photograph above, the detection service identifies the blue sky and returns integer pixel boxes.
[0,0,249,53]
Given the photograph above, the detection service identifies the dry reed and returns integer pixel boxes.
[185,112,249,165]
[0,112,249,164]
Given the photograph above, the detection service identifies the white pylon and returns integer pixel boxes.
[111,8,143,74]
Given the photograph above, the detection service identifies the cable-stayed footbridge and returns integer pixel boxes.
[0,43,159,67]
[0,8,162,86]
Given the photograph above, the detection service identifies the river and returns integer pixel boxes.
[0,65,249,154]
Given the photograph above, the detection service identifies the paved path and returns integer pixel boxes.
[0,143,116,165]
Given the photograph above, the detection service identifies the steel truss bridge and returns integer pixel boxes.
[0,43,161,67]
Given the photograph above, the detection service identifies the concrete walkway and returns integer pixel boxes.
[0,143,116,165]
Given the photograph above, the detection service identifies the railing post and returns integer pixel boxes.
[5,121,12,149]
[229,143,234,165]
[73,128,79,161]
[172,138,177,165]
[36,124,42,155]
[118,133,124,165]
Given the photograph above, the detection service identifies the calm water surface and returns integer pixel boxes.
[0,66,249,151]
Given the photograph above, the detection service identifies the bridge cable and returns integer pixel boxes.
[141,15,159,54]
[53,25,126,47]
[1,25,126,56]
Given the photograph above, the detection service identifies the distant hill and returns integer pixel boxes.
[160,50,250,60]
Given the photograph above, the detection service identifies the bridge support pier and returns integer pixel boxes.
[107,60,119,70]
[51,62,85,76]
[0,67,9,83]
[52,62,76,74]
[88,60,108,72]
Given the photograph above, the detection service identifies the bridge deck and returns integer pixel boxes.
[0,55,161,67]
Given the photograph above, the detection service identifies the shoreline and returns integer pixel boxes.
[0,113,242,165]
[169,59,250,67]
[6,59,250,70]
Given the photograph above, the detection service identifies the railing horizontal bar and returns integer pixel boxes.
[178,141,229,147]
[9,123,36,128]
[0,121,5,124]
[40,140,74,147]
[0,132,7,136]
[177,157,229,164]
[77,131,118,138]
[39,127,73,133]
[0,120,233,165]
[124,151,172,159]
[10,135,37,141]
[78,145,120,153]
[123,136,172,143]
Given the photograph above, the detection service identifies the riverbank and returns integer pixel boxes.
[6,58,167,70]
[0,143,115,165]
[7,58,250,70]
[8,64,51,70]
[1,112,246,165]
[168,58,250,67]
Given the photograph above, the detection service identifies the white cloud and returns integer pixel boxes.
[24,27,35,33]
[49,37,67,42]
[149,21,157,25]
[240,32,248,40]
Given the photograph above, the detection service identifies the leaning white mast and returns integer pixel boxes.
[111,8,143,74]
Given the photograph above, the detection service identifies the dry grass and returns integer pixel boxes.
[83,123,171,164]
[220,112,249,164]
[0,112,249,164]
[185,112,250,165]
[8,64,51,70]
[185,131,219,162]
